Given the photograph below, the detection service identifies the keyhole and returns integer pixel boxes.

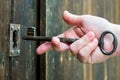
[13,30,18,49]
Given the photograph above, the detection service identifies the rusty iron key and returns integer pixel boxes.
[22,27,78,43]
[22,36,78,44]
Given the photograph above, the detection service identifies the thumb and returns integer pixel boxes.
[63,11,83,26]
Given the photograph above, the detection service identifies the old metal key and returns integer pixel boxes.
[22,36,78,44]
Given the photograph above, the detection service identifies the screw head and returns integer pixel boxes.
[11,26,14,31]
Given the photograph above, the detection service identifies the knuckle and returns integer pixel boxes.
[52,44,61,52]
[86,45,91,52]
[77,58,88,64]
[82,35,89,42]
[77,56,92,64]
[87,58,93,64]
[81,15,92,18]
[76,55,85,63]
[69,45,78,54]
[79,49,86,58]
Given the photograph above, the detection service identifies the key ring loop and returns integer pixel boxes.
[99,31,118,55]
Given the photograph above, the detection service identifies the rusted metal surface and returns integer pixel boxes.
[10,24,21,57]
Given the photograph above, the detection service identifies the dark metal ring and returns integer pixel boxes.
[99,31,118,55]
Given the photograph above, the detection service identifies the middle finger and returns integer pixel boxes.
[70,31,95,55]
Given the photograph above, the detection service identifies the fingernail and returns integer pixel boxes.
[87,31,94,38]
[93,39,98,44]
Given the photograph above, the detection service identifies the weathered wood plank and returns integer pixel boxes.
[46,0,120,80]
[72,1,84,80]
[46,0,82,80]
[39,0,46,80]
[92,0,106,80]
[115,0,120,80]
[106,0,120,80]
[9,0,37,80]
[82,1,94,80]
[0,0,11,80]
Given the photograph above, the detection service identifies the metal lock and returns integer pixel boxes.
[10,24,21,56]
[10,24,37,57]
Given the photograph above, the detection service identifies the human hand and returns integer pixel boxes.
[36,11,116,64]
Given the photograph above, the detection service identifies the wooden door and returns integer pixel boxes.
[0,0,38,80]
[0,0,120,80]
[44,0,120,80]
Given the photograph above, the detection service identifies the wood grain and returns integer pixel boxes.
[0,0,37,80]
[46,0,120,80]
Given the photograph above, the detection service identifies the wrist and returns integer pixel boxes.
[110,23,120,56]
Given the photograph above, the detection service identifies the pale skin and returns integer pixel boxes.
[36,11,120,64]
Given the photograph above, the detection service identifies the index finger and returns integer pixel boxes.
[36,42,52,55]
[36,34,67,55]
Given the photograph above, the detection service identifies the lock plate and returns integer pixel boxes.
[10,24,21,56]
